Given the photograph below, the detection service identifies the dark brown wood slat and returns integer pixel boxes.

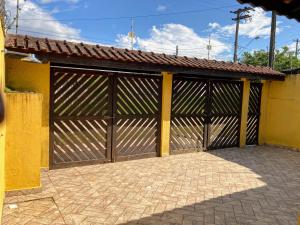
[123,77,158,114]
[208,116,239,149]
[119,118,158,156]
[172,81,199,114]
[54,74,99,115]
[179,83,206,115]
[73,120,107,158]
[246,83,262,145]
[114,75,161,160]
[170,77,207,153]
[62,75,108,116]
[211,83,235,115]
[211,82,241,115]
[117,78,149,115]
[78,86,109,116]
[62,76,108,116]
[130,78,158,113]
[53,72,84,101]
[57,120,99,160]
[54,120,91,161]
[172,82,199,114]
[139,78,160,104]
[54,120,93,161]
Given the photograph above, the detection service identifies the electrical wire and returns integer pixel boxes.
[18,4,240,22]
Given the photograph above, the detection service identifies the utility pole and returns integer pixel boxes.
[231,7,253,62]
[175,45,178,56]
[15,0,20,35]
[268,11,277,68]
[295,38,299,59]
[207,34,212,60]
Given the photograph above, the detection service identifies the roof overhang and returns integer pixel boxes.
[36,53,285,81]
[238,0,300,21]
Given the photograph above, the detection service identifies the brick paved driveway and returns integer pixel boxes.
[2,146,300,225]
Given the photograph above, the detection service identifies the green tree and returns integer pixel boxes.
[240,46,300,71]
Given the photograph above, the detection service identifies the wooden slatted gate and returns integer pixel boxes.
[170,77,243,153]
[50,67,161,169]
[246,83,262,145]
[113,75,162,161]
[170,77,207,153]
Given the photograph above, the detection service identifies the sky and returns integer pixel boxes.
[5,0,300,61]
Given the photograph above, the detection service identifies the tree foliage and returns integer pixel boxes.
[240,46,300,71]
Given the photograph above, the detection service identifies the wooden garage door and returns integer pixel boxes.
[170,77,243,153]
[50,67,162,169]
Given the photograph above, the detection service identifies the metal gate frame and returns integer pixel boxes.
[50,66,162,169]
[170,76,243,153]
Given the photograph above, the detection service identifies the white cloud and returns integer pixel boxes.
[214,8,280,39]
[116,24,231,60]
[208,22,221,30]
[6,0,81,40]
[156,5,167,12]
[287,42,297,52]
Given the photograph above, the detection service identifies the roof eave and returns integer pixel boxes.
[27,51,284,81]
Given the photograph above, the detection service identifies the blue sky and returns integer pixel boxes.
[6,0,300,61]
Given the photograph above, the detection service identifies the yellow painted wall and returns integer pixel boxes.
[160,72,173,156]
[6,58,50,168]
[5,93,42,191]
[260,75,300,149]
[0,21,5,223]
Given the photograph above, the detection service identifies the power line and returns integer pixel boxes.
[238,36,260,57]
[17,4,240,22]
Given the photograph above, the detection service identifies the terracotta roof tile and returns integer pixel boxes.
[5,34,284,78]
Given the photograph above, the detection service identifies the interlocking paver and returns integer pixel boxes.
[2,146,300,225]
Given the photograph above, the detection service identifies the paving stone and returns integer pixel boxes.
[2,146,300,225]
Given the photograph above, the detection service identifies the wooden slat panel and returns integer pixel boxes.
[115,75,161,160]
[246,83,262,145]
[50,68,111,168]
[116,76,160,115]
[53,71,109,117]
[53,118,109,166]
[170,116,204,152]
[170,78,207,153]
[208,81,242,149]
[208,116,240,149]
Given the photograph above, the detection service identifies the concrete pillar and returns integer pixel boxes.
[160,72,173,156]
[240,78,250,148]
